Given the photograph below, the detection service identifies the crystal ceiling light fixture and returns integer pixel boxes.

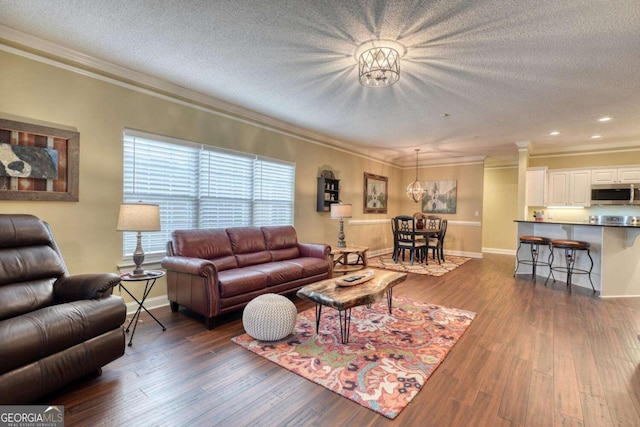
[355,40,405,88]
[406,149,427,203]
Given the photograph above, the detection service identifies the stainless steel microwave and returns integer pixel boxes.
[590,183,640,205]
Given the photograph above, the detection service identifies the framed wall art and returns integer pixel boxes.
[0,118,79,201]
[363,172,387,214]
[422,179,457,214]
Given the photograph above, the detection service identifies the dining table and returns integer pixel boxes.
[394,226,442,265]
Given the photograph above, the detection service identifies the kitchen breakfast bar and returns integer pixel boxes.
[515,217,640,297]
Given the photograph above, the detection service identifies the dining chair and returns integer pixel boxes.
[425,215,442,231]
[390,217,399,262]
[393,215,426,265]
[413,212,426,230]
[428,218,448,263]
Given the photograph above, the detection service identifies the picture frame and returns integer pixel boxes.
[363,172,388,214]
[0,118,79,201]
[422,179,457,214]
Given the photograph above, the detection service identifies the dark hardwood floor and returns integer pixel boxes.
[42,254,640,426]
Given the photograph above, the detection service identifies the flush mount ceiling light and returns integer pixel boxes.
[406,149,426,203]
[355,40,405,88]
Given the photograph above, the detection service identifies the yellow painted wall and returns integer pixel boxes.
[0,50,406,302]
[482,167,518,252]
[401,162,485,256]
[0,47,488,308]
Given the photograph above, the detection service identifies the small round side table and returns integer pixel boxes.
[119,270,167,346]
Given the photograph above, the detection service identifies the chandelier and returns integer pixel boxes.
[356,40,404,88]
[406,149,426,203]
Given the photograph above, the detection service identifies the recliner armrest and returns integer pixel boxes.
[161,256,217,277]
[298,242,331,259]
[53,273,121,303]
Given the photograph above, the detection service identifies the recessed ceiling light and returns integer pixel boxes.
[598,116,612,122]
[591,135,602,139]
[549,131,560,136]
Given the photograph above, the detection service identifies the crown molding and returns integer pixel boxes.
[530,142,640,159]
[409,156,486,169]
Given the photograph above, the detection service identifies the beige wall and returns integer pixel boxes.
[1,47,489,308]
[482,167,518,252]
[401,162,485,256]
[0,49,406,303]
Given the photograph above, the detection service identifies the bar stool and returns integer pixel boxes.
[546,239,596,293]
[514,235,553,281]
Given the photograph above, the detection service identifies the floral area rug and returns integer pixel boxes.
[231,297,476,419]
[367,254,471,276]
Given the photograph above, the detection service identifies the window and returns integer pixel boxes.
[122,130,295,258]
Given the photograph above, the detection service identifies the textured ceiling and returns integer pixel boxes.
[1,0,640,166]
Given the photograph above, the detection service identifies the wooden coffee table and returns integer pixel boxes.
[296,269,408,344]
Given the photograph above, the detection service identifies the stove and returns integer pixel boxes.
[588,215,640,226]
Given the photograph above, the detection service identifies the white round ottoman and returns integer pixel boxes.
[242,294,298,341]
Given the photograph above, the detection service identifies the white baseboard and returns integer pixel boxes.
[446,250,483,259]
[483,247,517,256]
[125,295,170,316]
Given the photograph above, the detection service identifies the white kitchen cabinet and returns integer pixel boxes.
[591,168,617,184]
[618,167,640,183]
[548,170,591,206]
[526,167,547,206]
[591,167,640,184]
[548,171,568,206]
[570,170,591,206]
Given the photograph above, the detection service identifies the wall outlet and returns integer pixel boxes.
[474,210,479,217]
[548,211,554,219]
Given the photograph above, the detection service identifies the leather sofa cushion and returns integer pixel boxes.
[0,295,126,375]
[210,255,239,271]
[284,257,331,277]
[0,246,66,286]
[0,278,56,322]
[246,261,303,286]
[270,247,301,261]
[227,227,267,253]
[262,226,298,249]
[262,226,301,260]
[227,227,272,267]
[171,229,236,266]
[0,214,55,249]
[217,269,268,298]
[235,251,271,267]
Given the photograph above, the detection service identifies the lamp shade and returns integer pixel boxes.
[116,203,161,232]
[330,203,352,219]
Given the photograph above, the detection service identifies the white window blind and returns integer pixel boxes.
[122,130,295,257]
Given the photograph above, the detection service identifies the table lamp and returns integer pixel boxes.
[330,202,352,248]
[117,202,161,277]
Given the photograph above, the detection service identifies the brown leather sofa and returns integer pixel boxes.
[162,225,332,329]
[0,214,126,404]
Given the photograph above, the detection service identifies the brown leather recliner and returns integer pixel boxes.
[0,214,126,404]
